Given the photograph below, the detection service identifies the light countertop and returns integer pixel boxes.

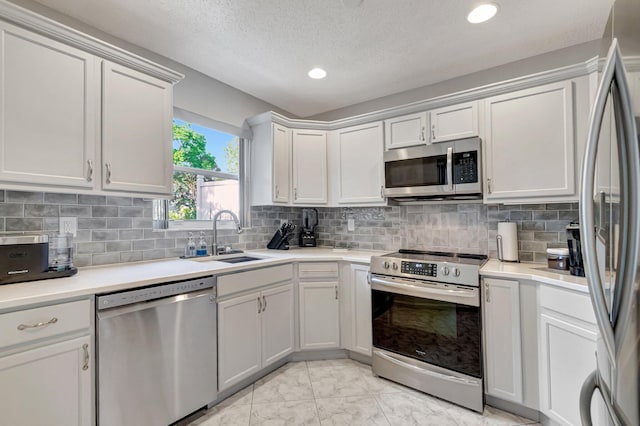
[0,247,382,311]
[1,249,592,311]
[480,259,589,293]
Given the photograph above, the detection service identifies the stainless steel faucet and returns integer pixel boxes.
[212,209,243,255]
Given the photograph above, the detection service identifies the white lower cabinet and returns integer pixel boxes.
[0,335,92,426]
[483,278,523,403]
[261,284,295,366]
[538,284,598,426]
[349,264,372,356]
[218,282,294,391]
[0,299,92,426]
[299,281,340,350]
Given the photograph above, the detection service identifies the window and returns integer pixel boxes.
[154,116,248,230]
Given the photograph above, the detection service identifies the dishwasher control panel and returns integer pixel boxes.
[97,276,216,310]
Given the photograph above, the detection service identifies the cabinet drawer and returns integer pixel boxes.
[298,262,339,279]
[218,264,294,297]
[539,285,596,325]
[0,300,91,348]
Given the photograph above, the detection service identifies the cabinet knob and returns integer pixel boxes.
[431,124,436,140]
[294,188,298,200]
[421,126,426,141]
[487,178,492,194]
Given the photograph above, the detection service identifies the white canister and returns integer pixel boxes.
[496,221,518,262]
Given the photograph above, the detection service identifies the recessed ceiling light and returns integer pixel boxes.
[467,3,499,24]
[308,68,327,79]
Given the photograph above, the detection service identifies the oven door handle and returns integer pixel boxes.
[370,276,478,306]
[374,350,480,387]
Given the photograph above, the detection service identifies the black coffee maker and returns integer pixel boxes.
[566,222,585,277]
[300,208,318,247]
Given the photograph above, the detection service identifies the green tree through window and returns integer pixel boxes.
[172,123,218,220]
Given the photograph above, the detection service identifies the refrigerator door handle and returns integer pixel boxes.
[609,44,640,357]
[580,39,620,365]
[580,370,626,426]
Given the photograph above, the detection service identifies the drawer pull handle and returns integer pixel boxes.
[17,317,58,331]
[82,343,89,371]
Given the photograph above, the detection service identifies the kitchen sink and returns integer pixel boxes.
[217,256,262,264]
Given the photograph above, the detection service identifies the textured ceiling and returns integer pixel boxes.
[33,0,613,117]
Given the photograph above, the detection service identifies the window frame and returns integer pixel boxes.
[154,110,251,231]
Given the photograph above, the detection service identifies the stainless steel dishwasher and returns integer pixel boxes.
[96,276,217,426]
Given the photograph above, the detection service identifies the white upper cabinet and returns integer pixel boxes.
[0,12,181,197]
[384,112,428,150]
[102,61,173,195]
[484,81,575,202]
[0,21,98,189]
[249,121,292,206]
[292,130,327,204]
[272,124,291,203]
[334,122,385,205]
[429,101,479,143]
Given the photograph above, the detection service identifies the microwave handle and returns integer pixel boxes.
[447,146,453,191]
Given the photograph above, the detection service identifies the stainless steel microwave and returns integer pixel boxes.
[383,137,482,200]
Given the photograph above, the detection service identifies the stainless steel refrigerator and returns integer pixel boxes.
[579,0,640,424]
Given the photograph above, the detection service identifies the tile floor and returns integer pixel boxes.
[190,359,540,426]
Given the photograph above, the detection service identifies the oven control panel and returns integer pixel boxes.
[401,261,437,277]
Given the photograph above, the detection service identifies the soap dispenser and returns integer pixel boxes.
[196,231,208,256]
[185,232,196,258]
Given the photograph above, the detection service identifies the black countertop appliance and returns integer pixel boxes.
[300,208,318,247]
[566,222,585,277]
[0,234,77,285]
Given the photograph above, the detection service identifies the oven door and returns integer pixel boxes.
[383,143,453,197]
[370,275,482,378]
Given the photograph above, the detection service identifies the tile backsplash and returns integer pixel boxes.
[0,190,579,267]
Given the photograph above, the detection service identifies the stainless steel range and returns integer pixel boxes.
[370,249,487,412]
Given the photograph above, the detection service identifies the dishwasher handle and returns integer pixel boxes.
[97,276,215,311]
[97,287,215,319]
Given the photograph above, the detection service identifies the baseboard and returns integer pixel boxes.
[485,395,541,422]
[289,348,349,361]
[348,350,372,365]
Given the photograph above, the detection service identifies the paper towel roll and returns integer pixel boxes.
[497,222,518,262]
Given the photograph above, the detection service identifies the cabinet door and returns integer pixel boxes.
[336,122,385,204]
[351,264,372,356]
[218,292,262,391]
[272,123,291,203]
[483,278,523,403]
[429,101,479,143]
[102,61,173,195]
[0,21,97,188]
[0,336,92,426]
[261,283,294,366]
[484,81,575,201]
[384,112,428,150]
[539,312,597,426]
[292,130,327,204]
[299,281,340,350]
